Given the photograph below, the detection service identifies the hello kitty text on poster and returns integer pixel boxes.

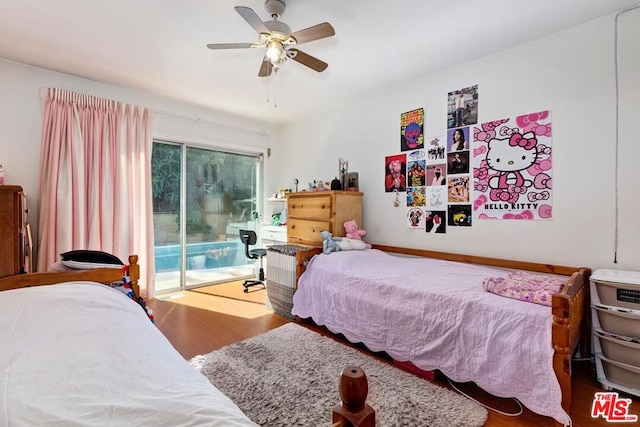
[472,110,552,220]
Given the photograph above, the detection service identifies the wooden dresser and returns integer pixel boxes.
[287,191,363,247]
[0,185,30,277]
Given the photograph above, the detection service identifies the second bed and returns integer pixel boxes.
[292,248,589,426]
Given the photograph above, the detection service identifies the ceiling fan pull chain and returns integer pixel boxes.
[266,75,270,104]
[273,69,278,109]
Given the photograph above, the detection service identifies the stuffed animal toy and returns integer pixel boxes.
[321,230,341,254]
[343,220,372,249]
[336,237,367,251]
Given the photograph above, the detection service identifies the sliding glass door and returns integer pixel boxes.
[152,141,260,294]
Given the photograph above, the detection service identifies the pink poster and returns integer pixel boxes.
[472,110,552,220]
[384,154,407,193]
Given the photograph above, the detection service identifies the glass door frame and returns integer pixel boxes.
[152,138,265,294]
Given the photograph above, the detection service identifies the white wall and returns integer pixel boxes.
[0,59,282,262]
[2,9,638,273]
[278,10,640,271]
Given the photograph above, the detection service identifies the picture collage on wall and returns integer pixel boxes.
[386,85,553,234]
[389,87,478,233]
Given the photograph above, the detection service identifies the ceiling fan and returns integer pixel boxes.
[207,0,335,77]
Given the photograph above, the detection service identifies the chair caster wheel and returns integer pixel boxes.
[243,289,248,293]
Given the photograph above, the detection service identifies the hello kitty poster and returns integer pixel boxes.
[472,110,552,220]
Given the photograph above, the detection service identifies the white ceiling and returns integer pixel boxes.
[1,0,639,124]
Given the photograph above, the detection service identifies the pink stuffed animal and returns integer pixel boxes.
[343,220,371,249]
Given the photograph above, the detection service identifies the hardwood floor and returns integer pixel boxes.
[148,281,640,427]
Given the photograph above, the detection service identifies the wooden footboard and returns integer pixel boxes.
[552,267,591,426]
[294,247,323,289]
[0,255,141,299]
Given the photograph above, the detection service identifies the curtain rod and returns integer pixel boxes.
[38,88,271,138]
[155,110,271,138]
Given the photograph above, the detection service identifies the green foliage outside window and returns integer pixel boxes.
[152,141,258,238]
[151,143,181,214]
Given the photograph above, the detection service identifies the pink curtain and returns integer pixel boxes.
[37,88,156,297]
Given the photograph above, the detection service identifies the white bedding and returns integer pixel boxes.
[292,249,570,425]
[0,282,256,427]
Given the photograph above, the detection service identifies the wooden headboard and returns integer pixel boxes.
[0,255,141,299]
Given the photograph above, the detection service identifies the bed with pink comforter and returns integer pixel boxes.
[292,249,572,425]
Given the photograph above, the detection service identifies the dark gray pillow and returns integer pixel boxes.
[60,250,124,267]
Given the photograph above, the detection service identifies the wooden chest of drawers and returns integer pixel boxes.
[0,185,29,277]
[287,191,363,247]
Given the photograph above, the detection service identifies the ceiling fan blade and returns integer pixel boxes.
[290,22,335,45]
[258,58,273,77]
[207,42,254,50]
[289,48,328,72]
[235,6,271,34]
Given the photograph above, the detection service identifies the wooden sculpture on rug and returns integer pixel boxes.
[332,366,375,427]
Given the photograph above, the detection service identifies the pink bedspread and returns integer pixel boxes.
[292,249,570,425]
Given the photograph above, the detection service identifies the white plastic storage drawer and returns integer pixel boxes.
[592,304,640,338]
[591,269,640,310]
[593,330,640,368]
[596,355,640,394]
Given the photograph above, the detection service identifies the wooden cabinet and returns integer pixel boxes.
[0,185,30,277]
[287,191,363,247]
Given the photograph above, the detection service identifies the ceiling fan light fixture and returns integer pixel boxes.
[266,40,284,61]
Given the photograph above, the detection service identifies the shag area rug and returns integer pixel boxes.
[190,323,487,427]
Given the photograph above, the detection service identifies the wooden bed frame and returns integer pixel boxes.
[293,244,591,427]
[0,255,141,299]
